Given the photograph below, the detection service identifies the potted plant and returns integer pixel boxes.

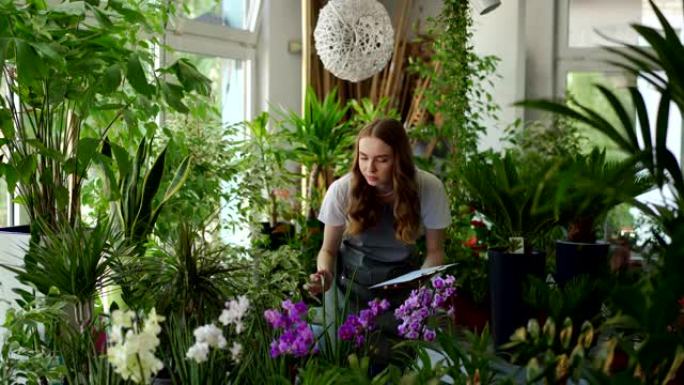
[280,87,353,221]
[519,1,684,380]
[234,112,298,249]
[460,151,558,345]
[538,147,651,286]
[0,0,207,243]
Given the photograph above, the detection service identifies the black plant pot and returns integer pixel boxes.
[152,378,172,385]
[555,240,610,287]
[0,225,30,234]
[488,249,546,346]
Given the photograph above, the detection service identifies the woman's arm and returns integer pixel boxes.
[306,224,345,294]
[423,228,446,268]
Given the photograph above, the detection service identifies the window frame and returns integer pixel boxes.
[554,0,684,161]
[0,1,262,228]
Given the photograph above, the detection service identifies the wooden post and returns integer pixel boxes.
[301,0,312,219]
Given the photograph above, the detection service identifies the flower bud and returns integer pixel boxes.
[560,318,573,349]
[543,318,556,346]
[527,319,540,343]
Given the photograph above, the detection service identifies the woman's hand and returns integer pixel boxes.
[304,270,333,295]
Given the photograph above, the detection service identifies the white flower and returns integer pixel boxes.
[143,308,165,336]
[112,309,135,328]
[219,295,250,329]
[107,308,164,384]
[229,342,242,362]
[234,321,245,335]
[192,324,226,349]
[186,342,210,363]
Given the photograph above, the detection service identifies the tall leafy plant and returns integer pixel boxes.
[519,0,683,237]
[536,148,651,243]
[0,1,207,238]
[461,152,558,252]
[235,112,297,228]
[519,1,684,382]
[282,87,352,219]
[1,218,115,325]
[102,138,190,254]
[409,0,499,170]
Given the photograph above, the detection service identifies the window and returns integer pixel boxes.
[555,0,684,240]
[0,180,8,228]
[565,71,636,160]
[182,0,259,30]
[163,2,258,245]
[556,0,683,163]
[567,0,683,48]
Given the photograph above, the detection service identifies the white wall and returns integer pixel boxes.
[0,233,30,347]
[386,0,525,152]
[471,0,526,151]
[260,0,524,151]
[256,0,302,118]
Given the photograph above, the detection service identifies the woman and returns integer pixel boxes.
[306,118,451,308]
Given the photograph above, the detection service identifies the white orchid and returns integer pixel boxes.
[107,308,165,384]
[186,295,250,364]
[219,295,250,333]
[229,342,242,362]
[186,342,210,363]
[193,324,227,348]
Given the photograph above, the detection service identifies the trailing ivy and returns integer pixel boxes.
[410,0,500,171]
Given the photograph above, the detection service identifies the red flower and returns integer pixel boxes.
[464,236,478,249]
[678,297,684,308]
[470,219,485,228]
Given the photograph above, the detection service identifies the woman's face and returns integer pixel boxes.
[358,137,394,190]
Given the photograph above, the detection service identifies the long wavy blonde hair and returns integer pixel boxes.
[347,119,420,244]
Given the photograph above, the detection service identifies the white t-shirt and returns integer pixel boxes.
[318,169,451,229]
[317,169,451,263]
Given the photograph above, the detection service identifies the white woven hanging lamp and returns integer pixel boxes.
[313,0,394,83]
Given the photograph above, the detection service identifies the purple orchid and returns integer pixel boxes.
[338,298,390,348]
[264,300,317,358]
[394,274,457,341]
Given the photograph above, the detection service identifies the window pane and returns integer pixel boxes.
[566,71,636,159]
[168,53,246,127]
[568,0,683,47]
[635,72,682,209]
[165,53,249,246]
[0,180,8,227]
[182,0,253,29]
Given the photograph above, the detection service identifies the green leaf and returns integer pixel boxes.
[101,64,122,94]
[0,163,17,192]
[16,155,37,181]
[629,87,652,152]
[15,41,45,83]
[93,153,120,201]
[134,147,167,232]
[126,53,154,96]
[88,4,113,28]
[53,1,86,16]
[596,85,639,151]
[30,42,64,66]
[110,142,131,177]
[162,155,191,203]
[161,81,189,113]
[0,108,14,140]
[654,91,671,187]
[172,58,211,95]
[77,137,101,174]
[53,185,69,208]
[107,0,148,25]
